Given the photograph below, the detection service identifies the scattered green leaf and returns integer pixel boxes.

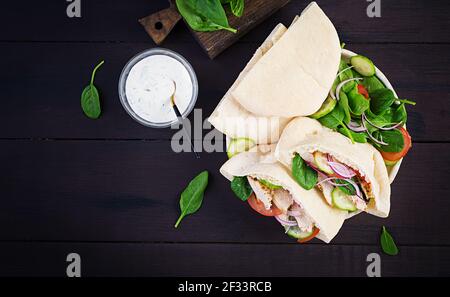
[175,171,209,228]
[380,226,399,256]
[81,60,104,119]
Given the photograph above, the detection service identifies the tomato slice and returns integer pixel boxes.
[380,127,412,162]
[298,228,320,243]
[357,84,369,99]
[247,194,283,217]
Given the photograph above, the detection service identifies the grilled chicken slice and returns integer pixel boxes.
[247,177,272,210]
[272,188,293,213]
[290,204,314,232]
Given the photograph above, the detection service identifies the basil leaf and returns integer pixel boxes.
[81,60,104,119]
[347,85,370,116]
[380,226,399,256]
[230,176,253,201]
[370,88,396,114]
[377,129,405,153]
[292,153,318,190]
[176,0,237,33]
[175,171,209,228]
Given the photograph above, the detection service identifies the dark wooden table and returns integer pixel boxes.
[0,0,449,277]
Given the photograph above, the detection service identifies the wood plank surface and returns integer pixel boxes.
[0,141,447,245]
[1,242,448,277]
[1,0,448,43]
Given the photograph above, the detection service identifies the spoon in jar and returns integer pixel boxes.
[170,81,199,159]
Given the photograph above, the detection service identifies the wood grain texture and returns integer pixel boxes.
[179,0,291,58]
[0,43,447,140]
[0,141,448,245]
[139,3,182,45]
[1,0,448,43]
[1,242,449,277]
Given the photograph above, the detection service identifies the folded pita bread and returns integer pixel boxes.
[275,117,391,218]
[208,24,291,144]
[220,146,347,243]
[231,2,341,117]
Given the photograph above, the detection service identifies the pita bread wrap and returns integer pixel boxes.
[208,24,291,144]
[231,2,341,117]
[220,147,347,243]
[275,117,391,218]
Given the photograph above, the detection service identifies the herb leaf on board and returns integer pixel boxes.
[175,171,209,228]
[380,226,399,256]
[230,176,253,201]
[81,60,104,119]
[292,153,318,190]
[176,0,237,33]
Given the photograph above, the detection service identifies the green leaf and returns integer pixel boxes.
[318,103,344,129]
[380,226,399,256]
[230,0,244,17]
[338,60,356,93]
[230,176,253,201]
[175,171,209,228]
[176,0,237,33]
[81,60,104,119]
[338,91,351,125]
[334,179,356,195]
[361,75,385,93]
[370,88,396,115]
[292,153,318,190]
[347,84,370,116]
[338,127,367,143]
[376,129,405,153]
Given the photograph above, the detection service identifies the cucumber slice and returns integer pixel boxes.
[310,96,337,119]
[331,188,357,211]
[285,226,314,239]
[259,179,282,190]
[384,159,398,166]
[313,151,334,175]
[350,55,376,77]
[227,138,255,158]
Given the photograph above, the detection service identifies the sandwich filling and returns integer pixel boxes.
[246,176,319,242]
[294,151,372,212]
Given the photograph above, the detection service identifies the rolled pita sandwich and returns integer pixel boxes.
[231,2,341,117]
[275,117,391,218]
[208,23,291,144]
[220,146,347,243]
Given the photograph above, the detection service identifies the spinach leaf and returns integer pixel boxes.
[338,60,356,93]
[222,0,244,17]
[176,0,237,33]
[370,88,396,115]
[361,75,385,93]
[231,176,253,201]
[292,153,318,190]
[392,103,407,124]
[318,103,344,129]
[338,90,351,125]
[81,60,104,119]
[338,127,367,143]
[175,171,209,228]
[380,226,399,256]
[375,129,405,153]
[347,85,370,116]
[334,179,356,195]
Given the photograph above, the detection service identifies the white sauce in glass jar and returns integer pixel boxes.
[125,54,193,124]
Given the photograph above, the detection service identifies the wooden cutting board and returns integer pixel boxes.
[139,0,291,59]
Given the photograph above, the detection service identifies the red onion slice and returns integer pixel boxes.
[335,78,363,101]
[363,112,403,131]
[275,215,298,227]
[347,121,367,132]
[361,114,389,145]
[327,161,356,178]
